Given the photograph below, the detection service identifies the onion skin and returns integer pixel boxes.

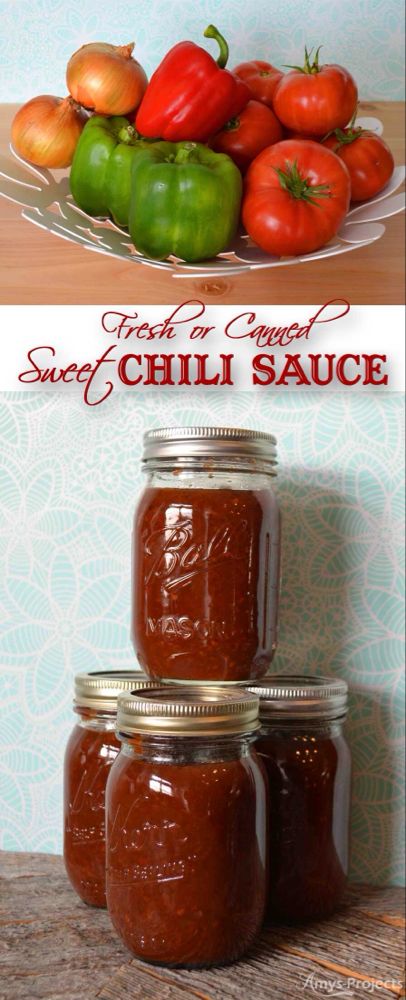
[11,95,86,168]
[67,42,148,116]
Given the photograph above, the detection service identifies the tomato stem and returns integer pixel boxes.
[285,45,323,75]
[223,116,240,132]
[323,119,374,150]
[323,108,362,147]
[275,160,331,203]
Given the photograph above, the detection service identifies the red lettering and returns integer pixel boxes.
[195,354,220,385]
[77,363,93,383]
[252,354,275,385]
[83,347,116,406]
[189,324,215,340]
[144,355,175,386]
[362,354,388,386]
[19,347,55,383]
[178,354,192,386]
[336,355,361,386]
[220,354,234,386]
[194,354,234,386]
[275,354,311,386]
[117,354,142,386]
[309,354,335,386]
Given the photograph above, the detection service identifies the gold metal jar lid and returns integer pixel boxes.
[142,426,277,474]
[246,675,348,722]
[74,671,160,713]
[117,686,260,737]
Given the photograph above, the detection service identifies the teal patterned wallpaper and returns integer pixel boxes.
[0,0,404,102]
[0,391,404,886]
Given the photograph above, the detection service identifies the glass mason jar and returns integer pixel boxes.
[63,671,159,908]
[248,675,351,924]
[106,686,268,968]
[131,426,280,683]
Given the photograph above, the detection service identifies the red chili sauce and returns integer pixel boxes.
[257,727,351,922]
[106,742,267,966]
[64,718,120,907]
[132,487,280,682]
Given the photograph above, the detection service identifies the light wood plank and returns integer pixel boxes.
[0,852,404,1000]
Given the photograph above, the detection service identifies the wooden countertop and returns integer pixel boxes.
[0,102,404,305]
[0,851,404,999]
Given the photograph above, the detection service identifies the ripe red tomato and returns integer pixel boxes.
[233,60,283,108]
[273,47,358,137]
[322,128,395,201]
[242,139,351,256]
[284,130,322,142]
[210,100,284,173]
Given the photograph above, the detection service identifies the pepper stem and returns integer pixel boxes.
[204,24,229,69]
[118,125,141,144]
[174,143,199,164]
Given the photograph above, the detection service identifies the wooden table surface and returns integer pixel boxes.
[0,852,404,1000]
[0,102,404,305]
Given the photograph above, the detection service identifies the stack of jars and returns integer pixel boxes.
[64,427,352,968]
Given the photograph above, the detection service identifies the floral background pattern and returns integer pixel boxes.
[0,390,404,885]
[0,0,404,102]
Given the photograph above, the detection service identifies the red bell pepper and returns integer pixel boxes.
[135,25,250,142]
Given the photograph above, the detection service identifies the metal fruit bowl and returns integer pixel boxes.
[0,118,404,279]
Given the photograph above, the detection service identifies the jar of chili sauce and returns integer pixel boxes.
[63,671,159,908]
[132,426,280,683]
[106,686,267,967]
[248,675,351,923]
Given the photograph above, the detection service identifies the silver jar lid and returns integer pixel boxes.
[117,685,261,737]
[246,675,348,721]
[142,427,277,473]
[74,671,161,712]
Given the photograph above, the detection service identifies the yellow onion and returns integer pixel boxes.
[11,95,86,168]
[66,41,148,116]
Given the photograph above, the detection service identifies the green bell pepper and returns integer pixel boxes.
[128,142,242,262]
[70,115,150,228]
